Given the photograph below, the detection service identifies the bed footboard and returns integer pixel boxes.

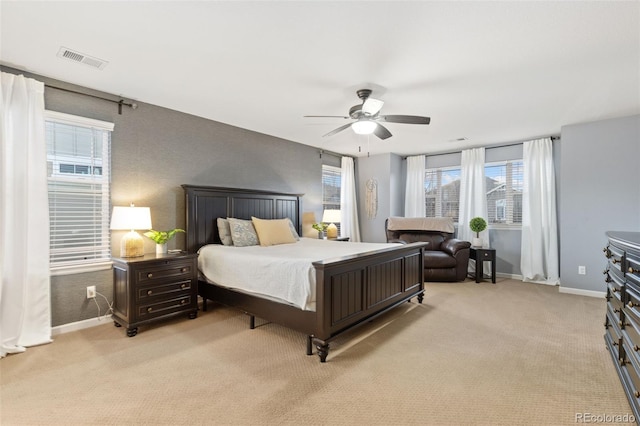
[311,241,426,362]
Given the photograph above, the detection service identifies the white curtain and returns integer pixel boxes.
[0,72,51,358]
[404,155,426,217]
[340,156,361,242]
[521,138,559,285]
[458,147,488,244]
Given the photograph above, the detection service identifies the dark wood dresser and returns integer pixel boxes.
[604,231,640,419]
[112,253,198,337]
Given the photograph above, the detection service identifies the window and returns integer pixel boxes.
[46,111,113,274]
[425,167,461,222]
[485,160,523,225]
[322,165,341,211]
[424,159,523,226]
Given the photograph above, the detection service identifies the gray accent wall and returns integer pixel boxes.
[559,114,640,293]
[357,153,404,242]
[2,66,326,327]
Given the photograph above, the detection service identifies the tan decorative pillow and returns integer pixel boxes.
[251,217,297,247]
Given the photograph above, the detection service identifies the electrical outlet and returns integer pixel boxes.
[578,266,586,275]
[86,285,96,299]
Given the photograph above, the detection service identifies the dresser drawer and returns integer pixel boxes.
[622,338,640,401]
[607,269,625,303]
[137,294,194,320]
[608,245,626,275]
[606,308,623,358]
[137,279,193,301]
[623,314,640,364]
[135,260,195,284]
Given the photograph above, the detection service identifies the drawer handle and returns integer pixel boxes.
[147,273,153,278]
[147,290,153,296]
[614,308,620,313]
[181,284,187,289]
[630,267,640,274]
[612,258,621,265]
[181,267,187,273]
[629,301,637,308]
[635,391,640,399]
[612,287,619,293]
[634,345,640,352]
[603,247,612,258]
[613,341,619,346]
[147,307,153,312]
[619,320,624,327]
[180,299,187,305]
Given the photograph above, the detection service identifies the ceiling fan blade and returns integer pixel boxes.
[362,97,384,115]
[304,115,350,119]
[378,115,431,125]
[373,123,392,140]
[323,122,353,138]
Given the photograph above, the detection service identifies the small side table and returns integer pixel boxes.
[469,247,496,284]
[331,236,350,242]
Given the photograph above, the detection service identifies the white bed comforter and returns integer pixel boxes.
[197,237,397,311]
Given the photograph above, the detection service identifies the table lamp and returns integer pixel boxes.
[110,204,152,257]
[322,209,341,239]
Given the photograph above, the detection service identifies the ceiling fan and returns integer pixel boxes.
[305,89,430,140]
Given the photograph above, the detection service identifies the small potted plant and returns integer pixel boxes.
[469,217,487,247]
[312,223,328,239]
[144,228,185,254]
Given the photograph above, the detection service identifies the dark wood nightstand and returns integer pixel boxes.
[469,247,496,284]
[331,236,350,242]
[112,253,198,337]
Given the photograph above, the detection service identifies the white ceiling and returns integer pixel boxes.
[1,1,639,157]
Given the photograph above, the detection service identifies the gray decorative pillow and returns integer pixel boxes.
[217,218,233,246]
[288,218,300,241]
[228,218,259,247]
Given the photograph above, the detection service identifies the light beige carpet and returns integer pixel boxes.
[0,279,633,425]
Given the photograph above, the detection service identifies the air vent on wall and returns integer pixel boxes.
[57,47,108,70]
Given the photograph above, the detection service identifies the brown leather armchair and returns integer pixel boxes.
[385,217,471,282]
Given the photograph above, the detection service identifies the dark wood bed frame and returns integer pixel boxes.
[183,184,426,362]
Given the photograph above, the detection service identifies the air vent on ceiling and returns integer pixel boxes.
[57,47,108,70]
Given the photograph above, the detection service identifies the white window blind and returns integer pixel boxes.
[45,111,113,273]
[425,167,461,222]
[485,160,523,225]
[322,165,341,211]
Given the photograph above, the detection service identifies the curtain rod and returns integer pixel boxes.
[45,84,138,115]
[318,149,352,159]
[402,135,560,159]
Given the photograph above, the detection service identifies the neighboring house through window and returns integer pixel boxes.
[46,111,113,274]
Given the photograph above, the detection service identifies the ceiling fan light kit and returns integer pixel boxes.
[306,88,431,141]
[352,120,377,135]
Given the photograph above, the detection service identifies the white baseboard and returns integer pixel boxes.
[52,316,109,336]
[496,272,523,280]
[559,286,606,299]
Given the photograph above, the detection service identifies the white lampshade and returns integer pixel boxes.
[322,209,341,223]
[352,120,377,135]
[110,205,152,258]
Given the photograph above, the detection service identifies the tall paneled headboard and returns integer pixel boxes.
[182,185,302,253]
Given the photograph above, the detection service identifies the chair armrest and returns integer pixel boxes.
[441,238,471,256]
[387,238,408,245]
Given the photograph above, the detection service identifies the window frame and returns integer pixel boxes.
[45,110,114,276]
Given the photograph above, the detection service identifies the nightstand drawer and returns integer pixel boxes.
[136,260,194,284]
[137,294,194,320]
[137,279,192,301]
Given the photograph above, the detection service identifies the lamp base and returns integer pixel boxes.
[121,231,145,257]
[326,223,338,239]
